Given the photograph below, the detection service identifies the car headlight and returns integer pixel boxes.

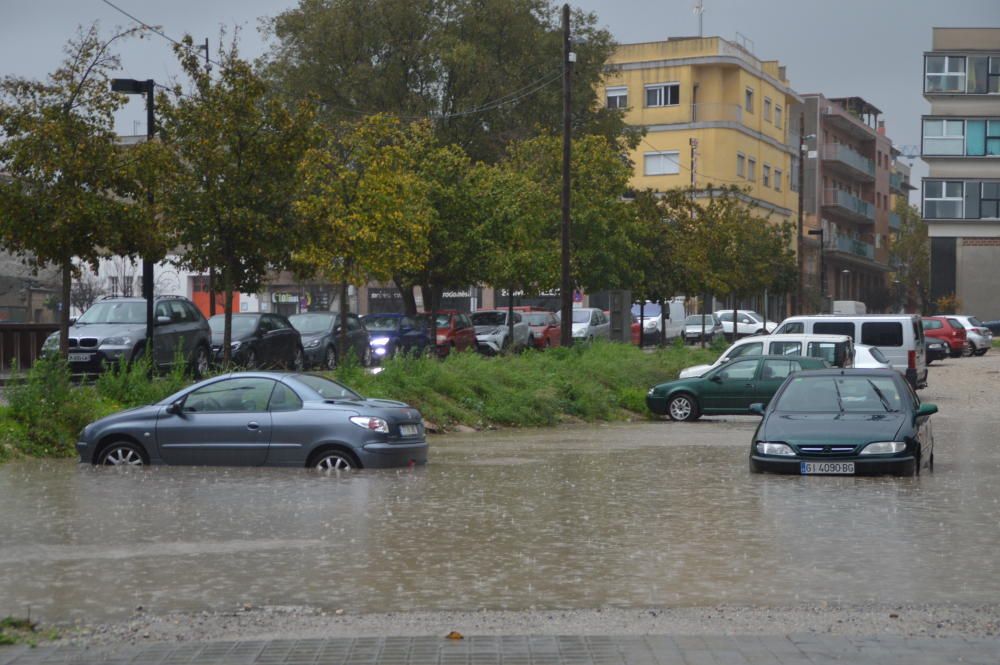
[860,441,907,455]
[101,335,133,347]
[349,416,389,433]
[371,336,390,346]
[436,334,448,344]
[756,442,795,456]
[644,321,657,330]
[305,338,321,348]
[230,341,241,351]
[43,333,60,350]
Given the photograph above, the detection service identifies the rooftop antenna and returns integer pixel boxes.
[693,0,705,37]
[198,38,211,74]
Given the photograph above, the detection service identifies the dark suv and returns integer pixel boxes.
[44,296,212,376]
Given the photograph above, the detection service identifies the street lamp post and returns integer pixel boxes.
[840,269,851,300]
[110,78,156,354]
[807,228,824,311]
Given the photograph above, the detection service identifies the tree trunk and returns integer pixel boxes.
[732,302,738,343]
[422,284,437,356]
[222,269,234,366]
[59,260,71,358]
[395,279,417,316]
[657,297,666,347]
[339,280,350,363]
[507,287,515,355]
[639,301,645,348]
[700,293,708,349]
[209,267,216,317]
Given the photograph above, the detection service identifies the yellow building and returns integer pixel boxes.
[603,37,801,224]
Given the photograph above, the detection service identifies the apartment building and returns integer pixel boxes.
[921,27,1000,319]
[603,37,800,223]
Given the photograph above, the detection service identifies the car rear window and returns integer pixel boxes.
[861,322,903,347]
[814,322,855,339]
[768,341,802,356]
[947,318,964,329]
[922,319,943,330]
[807,341,847,366]
[969,317,984,327]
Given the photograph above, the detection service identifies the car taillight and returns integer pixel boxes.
[908,350,916,369]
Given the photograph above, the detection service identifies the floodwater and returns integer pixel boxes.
[2,364,1000,624]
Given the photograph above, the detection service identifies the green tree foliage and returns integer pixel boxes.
[156,36,317,363]
[0,25,151,355]
[889,200,930,313]
[262,0,632,162]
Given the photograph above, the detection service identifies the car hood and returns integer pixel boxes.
[67,323,146,341]
[763,412,906,446]
[211,331,255,345]
[678,364,713,379]
[474,324,505,334]
[300,332,330,344]
[84,404,159,436]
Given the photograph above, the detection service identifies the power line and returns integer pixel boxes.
[639,136,746,185]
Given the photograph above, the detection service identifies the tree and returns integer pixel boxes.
[156,36,317,364]
[889,200,930,314]
[0,25,154,356]
[70,267,106,315]
[294,115,433,360]
[262,0,633,163]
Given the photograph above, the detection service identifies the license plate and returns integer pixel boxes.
[399,424,420,437]
[68,353,92,363]
[801,461,855,475]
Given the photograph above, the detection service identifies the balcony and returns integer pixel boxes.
[821,106,877,142]
[820,143,875,182]
[821,189,876,224]
[889,172,907,194]
[827,233,875,261]
[889,212,902,231]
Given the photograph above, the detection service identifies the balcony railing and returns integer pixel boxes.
[822,188,876,223]
[827,234,875,260]
[820,143,875,180]
[889,172,906,192]
[888,212,902,230]
[689,103,743,123]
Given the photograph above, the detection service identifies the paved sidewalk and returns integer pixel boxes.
[2,635,999,665]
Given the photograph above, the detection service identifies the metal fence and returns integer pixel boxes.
[0,323,58,373]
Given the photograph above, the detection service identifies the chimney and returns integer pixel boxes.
[877,120,886,135]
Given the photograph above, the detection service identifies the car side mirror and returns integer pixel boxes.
[69,317,77,325]
[156,316,172,325]
[165,400,183,415]
[916,403,938,419]
[749,402,765,416]
[710,374,723,383]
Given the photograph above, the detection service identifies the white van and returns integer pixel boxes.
[678,333,855,379]
[773,315,927,389]
[631,298,686,343]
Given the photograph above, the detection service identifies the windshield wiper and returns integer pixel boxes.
[866,379,897,412]
[832,379,845,413]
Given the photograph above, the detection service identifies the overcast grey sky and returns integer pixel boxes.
[2,0,999,197]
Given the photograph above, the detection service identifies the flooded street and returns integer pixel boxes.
[2,355,999,627]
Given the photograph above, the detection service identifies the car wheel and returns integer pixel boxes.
[190,345,211,379]
[97,441,146,466]
[292,347,305,371]
[962,342,974,357]
[545,337,552,348]
[362,346,372,367]
[324,346,337,370]
[245,349,258,369]
[667,393,700,422]
[313,450,358,472]
[974,347,988,356]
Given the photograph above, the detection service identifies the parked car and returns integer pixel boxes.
[422,310,477,356]
[209,313,304,370]
[519,310,561,349]
[678,333,854,379]
[951,315,993,355]
[748,368,936,476]
[853,344,893,369]
[984,320,1000,336]
[289,312,371,369]
[774,315,928,390]
[646,355,828,421]
[44,296,212,377]
[683,314,724,344]
[925,339,948,364]
[922,316,969,358]
[715,309,777,339]
[471,309,530,354]
[631,299,686,343]
[557,307,610,342]
[77,371,427,470]
[361,313,432,361]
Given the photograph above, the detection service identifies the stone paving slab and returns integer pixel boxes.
[2,635,999,665]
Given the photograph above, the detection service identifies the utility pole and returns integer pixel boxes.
[200,37,217,318]
[796,112,804,315]
[559,3,574,347]
[691,137,708,347]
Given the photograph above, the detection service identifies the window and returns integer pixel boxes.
[768,341,801,356]
[644,151,680,176]
[645,83,680,107]
[606,86,628,109]
[773,169,782,192]
[762,164,771,188]
[184,377,275,413]
[814,322,856,339]
[716,358,759,381]
[981,182,1000,219]
[762,359,797,381]
[967,56,1000,94]
[728,342,763,359]
[736,152,746,177]
[922,319,943,330]
[925,55,966,92]
[763,97,772,122]
[861,322,903,347]
[747,157,756,181]
[992,57,1000,94]
[744,87,754,113]
[777,321,803,334]
[924,180,964,219]
[267,383,302,412]
[775,105,783,129]
[922,119,965,155]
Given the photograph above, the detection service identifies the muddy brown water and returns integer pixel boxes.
[1,357,999,624]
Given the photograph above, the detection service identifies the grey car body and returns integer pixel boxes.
[77,372,428,469]
[289,312,372,369]
[44,296,212,376]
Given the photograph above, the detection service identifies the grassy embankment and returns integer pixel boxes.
[0,341,720,464]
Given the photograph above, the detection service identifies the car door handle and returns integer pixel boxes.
[745,383,754,387]
[247,421,260,431]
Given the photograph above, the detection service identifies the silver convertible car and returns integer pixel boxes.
[77,372,427,470]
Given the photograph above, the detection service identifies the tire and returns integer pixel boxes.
[362,346,372,367]
[312,449,359,472]
[97,441,146,466]
[245,349,258,369]
[667,393,700,422]
[292,347,305,371]
[974,347,988,356]
[962,342,974,358]
[190,345,211,379]
[324,346,337,370]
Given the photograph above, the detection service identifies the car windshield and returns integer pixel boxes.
[288,313,335,334]
[77,301,146,324]
[685,315,712,325]
[774,375,904,413]
[363,315,400,331]
[471,312,506,326]
[523,313,551,325]
[572,310,591,323]
[292,374,361,401]
[630,303,661,317]
[747,312,763,322]
[430,314,452,327]
[209,316,258,335]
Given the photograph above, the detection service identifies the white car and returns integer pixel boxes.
[470,310,530,354]
[714,309,777,338]
[678,333,854,379]
[558,307,610,342]
[853,344,893,369]
[951,315,992,356]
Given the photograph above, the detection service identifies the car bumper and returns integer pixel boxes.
[76,441,95,463]
[750,454,916,476]
[646,394,668,415]
[967,332,991,349]
[476,337,504,354]
[359,441,428,468]
[303,345,326,366]
[65,349,130,374]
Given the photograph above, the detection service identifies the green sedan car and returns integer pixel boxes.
[646,355,828,421]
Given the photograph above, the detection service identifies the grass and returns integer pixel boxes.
[0,341,719,463]
[0,615,58,646]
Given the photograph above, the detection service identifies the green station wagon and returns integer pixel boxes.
[646,355,829,421]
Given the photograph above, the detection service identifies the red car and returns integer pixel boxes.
[922,316,969,358]
[520,310,561,349]
[422,310,477,357]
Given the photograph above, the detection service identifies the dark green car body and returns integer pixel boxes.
[748,368,937,476]
[646,355,828,421]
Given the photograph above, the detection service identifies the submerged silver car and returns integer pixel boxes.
[77,372,427,470]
